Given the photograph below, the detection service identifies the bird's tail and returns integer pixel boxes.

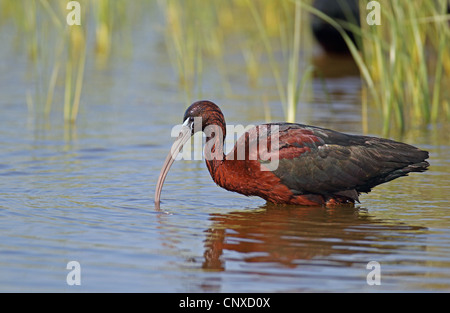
[357,142,429,193]
[383,160,429,182]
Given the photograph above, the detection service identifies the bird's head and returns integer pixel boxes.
[182,100,225,136]
[155,100,226,206]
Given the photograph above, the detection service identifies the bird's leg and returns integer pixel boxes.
[325,196,355,208]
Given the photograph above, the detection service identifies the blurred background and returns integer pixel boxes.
[0,0,449,292]
[1,0,449,134]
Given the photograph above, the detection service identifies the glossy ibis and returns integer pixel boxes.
[155,100,429,207]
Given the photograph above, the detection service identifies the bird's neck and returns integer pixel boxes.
[204,121,226,184]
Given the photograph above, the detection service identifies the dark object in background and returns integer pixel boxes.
[312,0,450,54]
[311,0,360,54]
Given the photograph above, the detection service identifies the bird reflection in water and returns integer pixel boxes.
[201,204,427,271]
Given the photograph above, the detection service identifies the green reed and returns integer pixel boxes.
[161,0,206,107]
[161,0,314,120]
[0,0,130,124]
[162,0,449,133]
[301,0,449,135]
[360,0,450,134]
[3,0,447,132]
[246,0,314,122]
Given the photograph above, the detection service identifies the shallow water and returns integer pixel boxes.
[1,6,449,293]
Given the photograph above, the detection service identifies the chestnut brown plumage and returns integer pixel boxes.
[155,100,429,207]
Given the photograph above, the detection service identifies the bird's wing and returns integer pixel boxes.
[256,123,428,196]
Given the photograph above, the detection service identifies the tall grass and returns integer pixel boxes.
[301,0,450,135]
[0,0,84,123]
[64,24,87,123]
[246,0,314,122]
[161,0,209,107]
[2,0,448,133]
[163,0,449,133]
[359,0,450,134]
[161,0,314,120]
[0,0,130,124]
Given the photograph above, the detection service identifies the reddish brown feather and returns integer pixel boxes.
[204,123,347,205]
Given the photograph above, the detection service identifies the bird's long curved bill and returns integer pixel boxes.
[155,124,192,205]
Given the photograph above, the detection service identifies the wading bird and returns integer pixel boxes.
[155,101,429,207]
